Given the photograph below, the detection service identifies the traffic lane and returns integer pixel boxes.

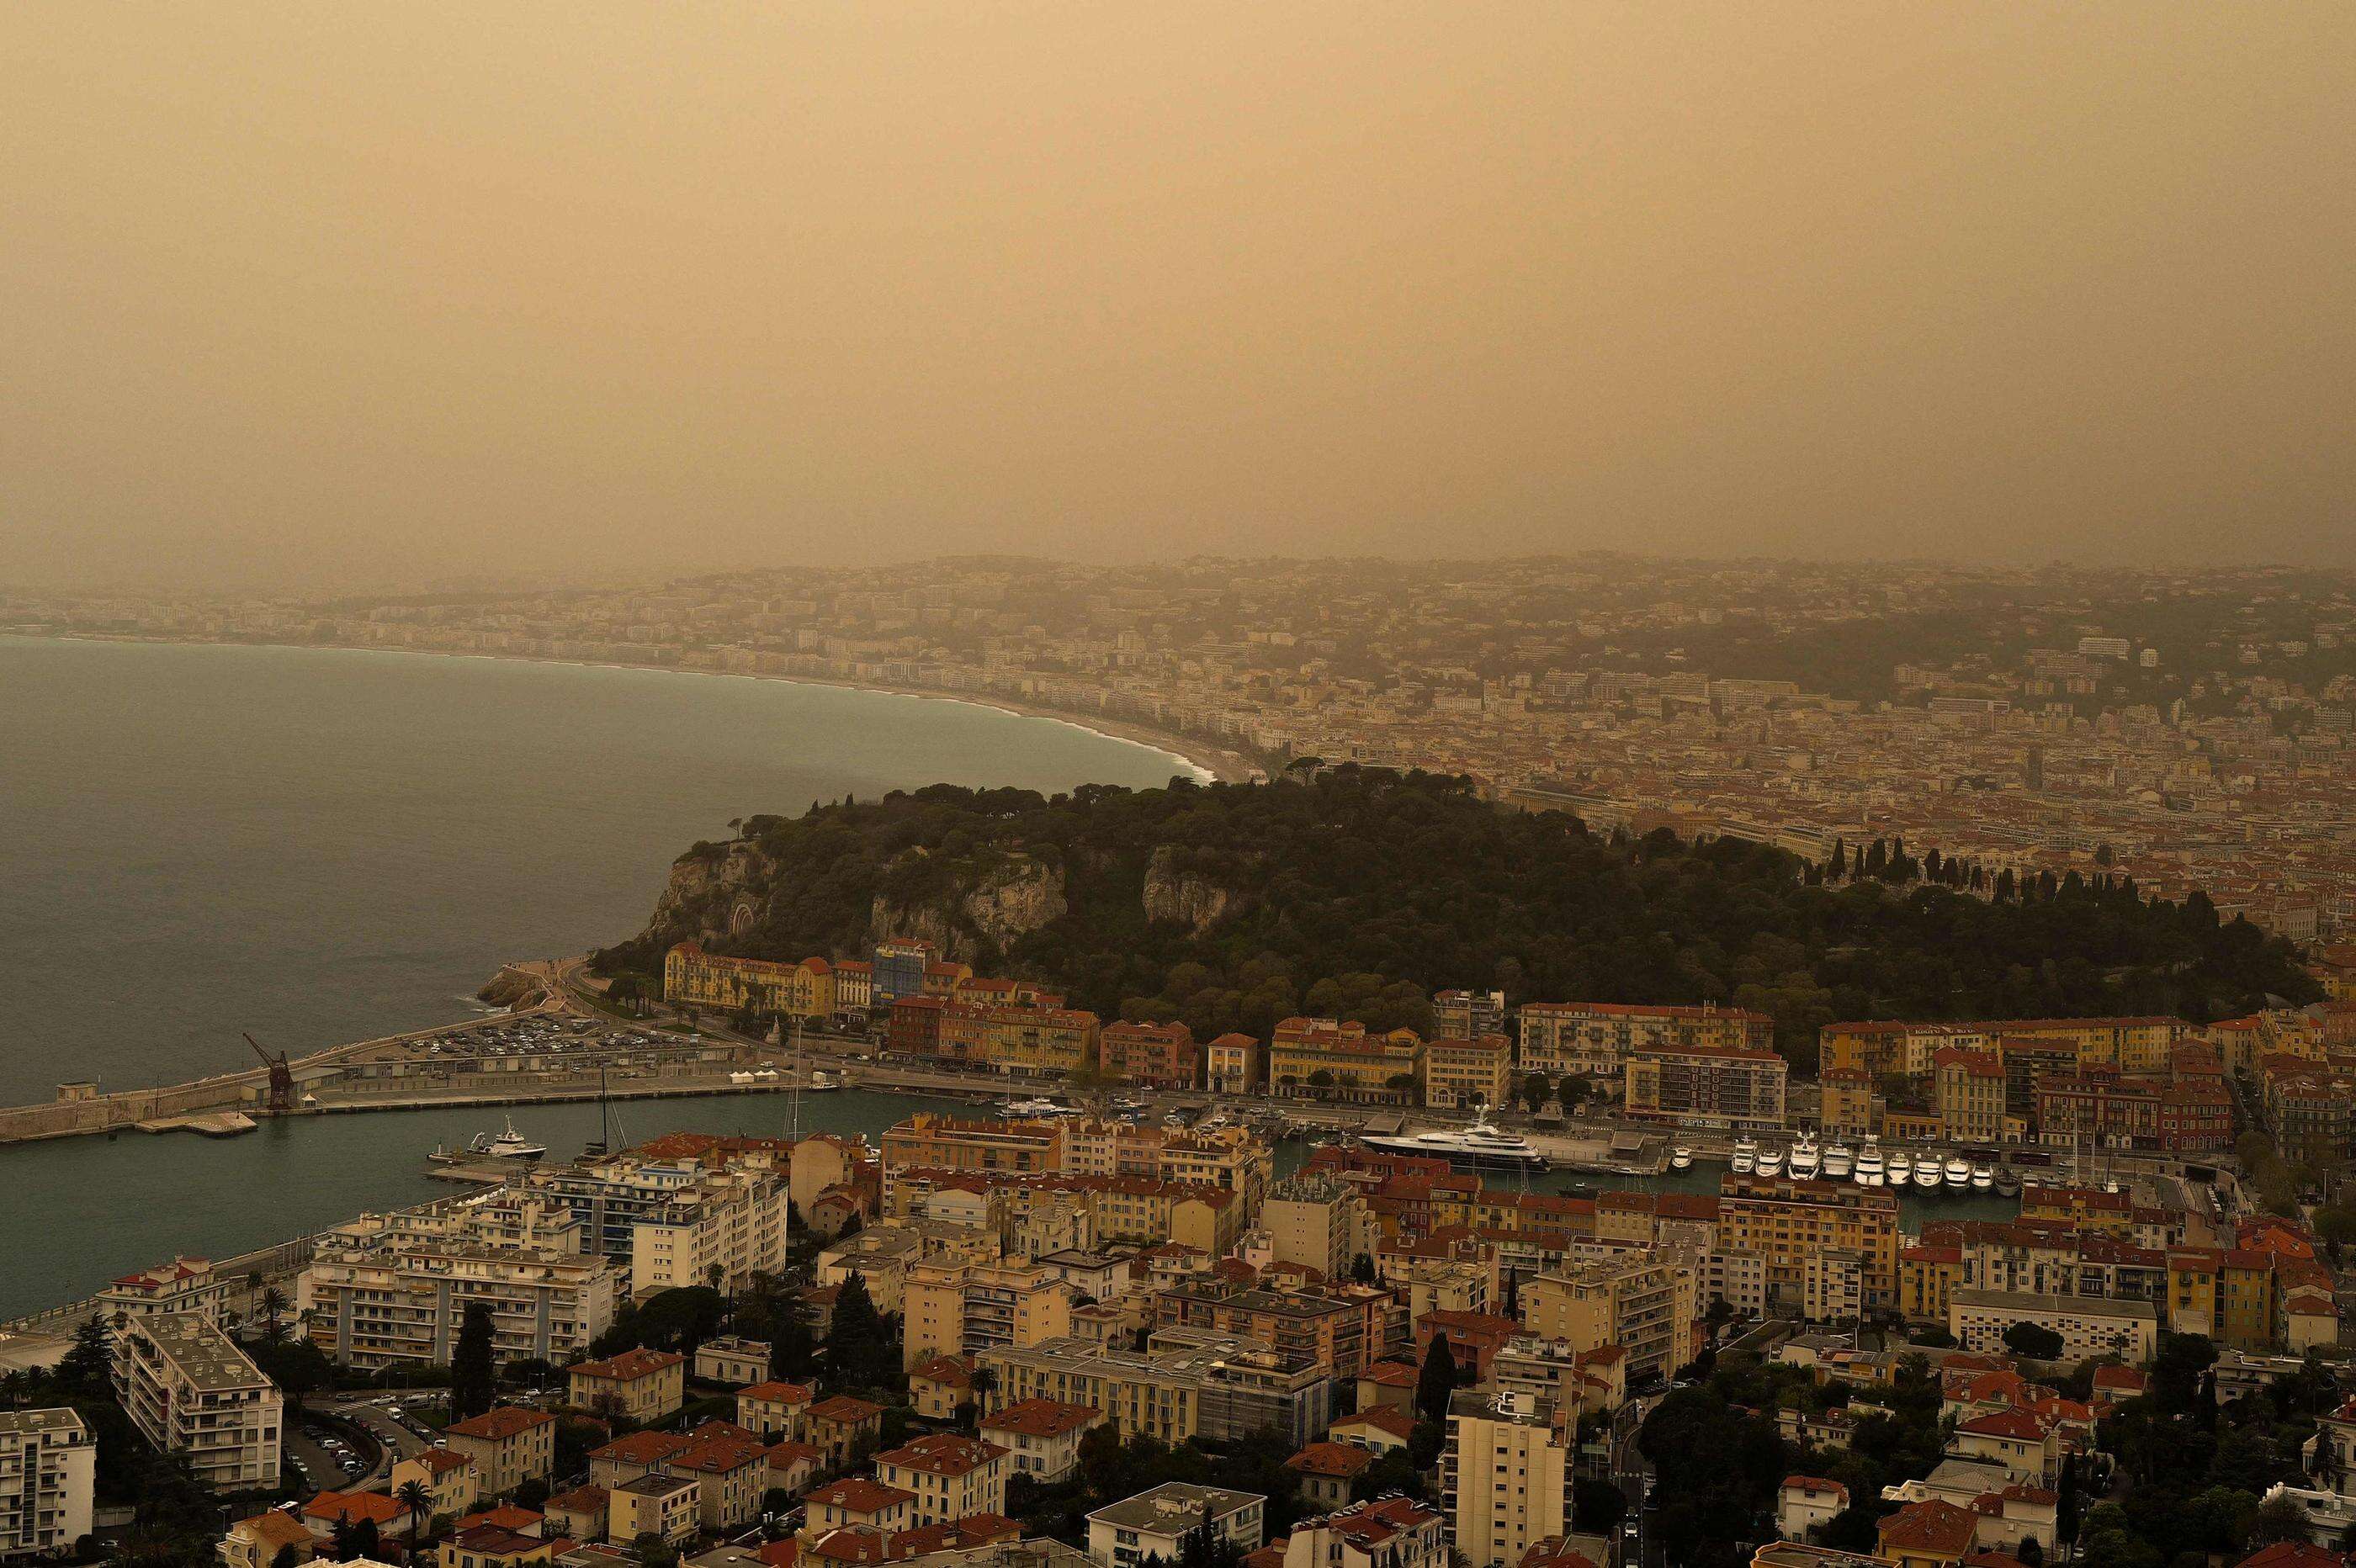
[325,1397,433,1487]
[285,1411,379,1495]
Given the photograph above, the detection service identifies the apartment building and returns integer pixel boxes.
[935,1000,1101,1078]
[526,1150,791,1281]
[1205,1034,1266,1096]
[1276,1497,1446,1568]
[902,1259,1075,1371]
[444,1407,557,1497]
[95,1257,229,1353]
[1151,1281,1393,1378]
[1715,1178,1901,1313]
[1623,1043,1787,1131]
[300,1209,621,1372]
[0,1411,93,1560]
[1087,1484,1266,1568]
[1488,1338,1627,1418]
[568,1349,685,1424]
[1933,1050,2006,1144]
[1425,1036,1513,1111]
[982,1333,1334,1448]
[2037,1067,2236,1153]
[1949,1288,2159,1364]
[873,1433,1010,1528]
[114,1316,283,1491]
[1519,1254,1684,1385]
[1260,1175,1370,1279]
[1442,1391,1571,1568]
[1099,1022,1202,1089]
[1432,990,1507,1041]
[1269,1019,1426,1105]
[1520,1003,1773,1082]
[663,943,838,1021]
[882,1115,1064,1187]
[979,1399,1103,1486]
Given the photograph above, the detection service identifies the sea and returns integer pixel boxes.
[0,635,1190,1316]
[0,635,2011,1322]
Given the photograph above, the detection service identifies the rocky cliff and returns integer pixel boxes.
[1141,844,1250,932]
[871,854,1068,960]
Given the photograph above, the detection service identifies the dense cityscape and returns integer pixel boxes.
[4,897,2355,1568]
[11,557,2353,945]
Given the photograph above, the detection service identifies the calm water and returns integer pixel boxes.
[0,1088,973,1321]
[0,636,1189,1102]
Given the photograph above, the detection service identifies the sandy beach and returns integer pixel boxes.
[34,633,1260,785]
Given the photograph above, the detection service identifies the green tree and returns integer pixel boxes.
[395,1481,432,1558]
[2003,1322,2066,1361]
[450,1300,496,1421]
[1415,1335,1457,1427]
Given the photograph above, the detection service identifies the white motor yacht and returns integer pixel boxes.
[1361,1110,1551,1172]
[1914,1153,1944,1190]
[1669,1146,1694,1171]
[1823,1142,1855,1180]
[1884,1150,1913,1186]
[1787,1135,1822,1180]
[806,1069,840,1091]
[1849,1141,1881,1186]
[1945,1154,1972,1187]
[1006,1095,1078,1117]
[1971,1163,1995,1190]
[1755,1145,1785,1178]
[1730,1137,1759,1174]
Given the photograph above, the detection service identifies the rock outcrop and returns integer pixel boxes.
[1142,845,1246,932]
[870,855,1067,960]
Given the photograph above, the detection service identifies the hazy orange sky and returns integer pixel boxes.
[4,4,2350,591]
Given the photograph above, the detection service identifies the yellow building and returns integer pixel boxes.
[881,1115,1064,1185]
[962,1003,1101,1078]
[1425,1035,1513,1111]
[1271,1018,1426,1104]
[1715,1178,1900,1313]
[1520,1254,1685,1385]
[567,1349,685,1425]
[1933,1049,2007,1144]
[663,943,836,1020]
[1442,1391,1571,1568]
[902,1259,1075,1372]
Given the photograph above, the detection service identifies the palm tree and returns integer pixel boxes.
[260,1286,289,1343]
[395,1481,432,1558]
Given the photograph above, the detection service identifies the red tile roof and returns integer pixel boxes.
[448,1406,558,1440]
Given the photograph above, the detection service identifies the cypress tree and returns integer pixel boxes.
[1415,1334,1458,1427]
[451,1300,496,1421]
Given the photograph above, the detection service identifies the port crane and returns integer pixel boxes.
[242,1032,293,1115]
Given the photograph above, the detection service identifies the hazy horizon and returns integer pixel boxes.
[6,3,2351,593]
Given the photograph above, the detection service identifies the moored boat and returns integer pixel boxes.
[1971,1163,1995,1190]
[1669,1146,1694,1171]
[465,1117,546,1161]
[1788,1135,1822,1180]
[1914,1153,1944,1190]
[1823,1142,1855,1180]
[1885,1150,1913,1186]
[1755,1145,1786,1178]
[1853,1141,1885,1187]
[1361,1110,1551,1172]
[1730,1137,1759,1174]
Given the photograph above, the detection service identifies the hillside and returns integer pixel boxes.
[595,771,2317,1069]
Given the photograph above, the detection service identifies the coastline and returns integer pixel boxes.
[11,631,1257,785]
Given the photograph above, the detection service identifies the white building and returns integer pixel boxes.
[114,1316,283,1491]
[0,1410,93,1559]
[299,1199,621,1371]
[1087,1484,1265,1568]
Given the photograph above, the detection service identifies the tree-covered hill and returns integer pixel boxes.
[596,770,2316,1070]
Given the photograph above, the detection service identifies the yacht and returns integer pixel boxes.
[1755,1145,1785,1178]
[1994,1168,2021,1198]
[1823,1142,1855,1180]
[1006,1095,1079,1117]
[806,1069,841,1092]
[1945,1154,1972,1188]
[1884,1150,1913,1186]
[1971,1162,1995,1190]
[1852,1141,1885,1187]
[1787,1135,1822,1180]
[1913,1153,1945,1190]
[465,1118,546,1161]
[1361,1111,1551,1172]
[1730,1137,1759,1174]
[1669,1146,1694,1172]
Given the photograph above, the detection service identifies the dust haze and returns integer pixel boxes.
[3,3,2350,591]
